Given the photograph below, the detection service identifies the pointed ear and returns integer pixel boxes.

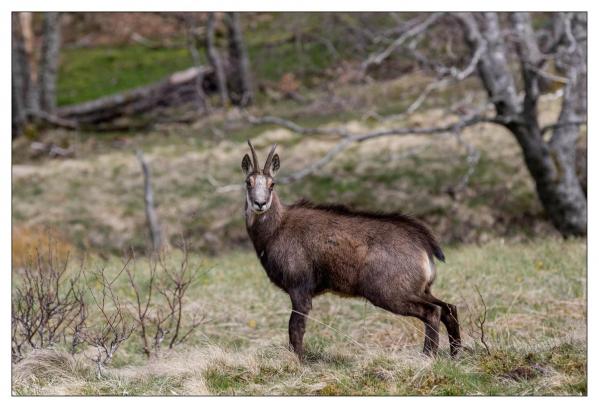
[269,153,280,177]
[241,154,253,175]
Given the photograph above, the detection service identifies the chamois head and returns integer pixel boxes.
[242,140,280,214]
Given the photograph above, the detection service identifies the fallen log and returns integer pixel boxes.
[57,66,215,125]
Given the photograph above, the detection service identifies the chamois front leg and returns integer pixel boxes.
[288,289,312,360]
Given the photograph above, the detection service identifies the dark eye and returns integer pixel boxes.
[269,182,275,190]
[246,180,252,188]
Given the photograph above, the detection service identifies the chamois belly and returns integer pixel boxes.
[317,233,369,296]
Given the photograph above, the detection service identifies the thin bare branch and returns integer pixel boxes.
[541,119,587,137]
[362,13,444,72]
[271,113,488,184]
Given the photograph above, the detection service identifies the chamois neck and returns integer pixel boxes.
[246,191,285,250]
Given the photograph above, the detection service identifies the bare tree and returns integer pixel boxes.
[20,12,40,113]
[12,12,63,135]
[183,14,210,114]
[38,12,62,112]
[205,12,229,107]
[456,12,586,236]
[11,13,29,137]
[224,12,253,106]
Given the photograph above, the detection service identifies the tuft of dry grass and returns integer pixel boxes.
[12,349,94,395]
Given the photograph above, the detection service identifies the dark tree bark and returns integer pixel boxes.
[12,12,62,136]
[38,12,62,113]
[183,14,210,113]
[456,12,587,236]
[12,13,29,137]
[224,12,253,106]
[20,12,40,114]
[205,12,229,107]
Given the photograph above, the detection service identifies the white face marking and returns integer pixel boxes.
[247,175,273,214]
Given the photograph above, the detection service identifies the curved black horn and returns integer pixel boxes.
[263,144,278,174]
[247,140,259,172]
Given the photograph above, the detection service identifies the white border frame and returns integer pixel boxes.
[2,2,594,407]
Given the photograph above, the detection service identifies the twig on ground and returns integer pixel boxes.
[474,285,492,356]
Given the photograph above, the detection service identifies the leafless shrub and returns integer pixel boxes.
[125,243,205,359]
[11,241,86,363]
[80,260,135,377]
[461,286,492,356]
[474,286,492,356]
[12,236,205,371]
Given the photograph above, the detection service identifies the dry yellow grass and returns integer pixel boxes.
[12,225,74,268]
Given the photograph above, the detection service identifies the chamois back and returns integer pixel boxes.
[288,198,445,262]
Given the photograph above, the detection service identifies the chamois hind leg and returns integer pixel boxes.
[376,298,442,356]
[288,289,312,360]
[424,292,462,357]
[362,292,441,356]
[405,300,442,356]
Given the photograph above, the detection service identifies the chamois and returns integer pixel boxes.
[242,140,461,359]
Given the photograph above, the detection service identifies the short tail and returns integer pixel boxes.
[429,239,445,262]
[432,243,445,263]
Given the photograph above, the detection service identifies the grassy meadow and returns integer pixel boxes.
[12,238,586,395]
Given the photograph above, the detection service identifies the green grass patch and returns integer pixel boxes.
[58,45,192,106]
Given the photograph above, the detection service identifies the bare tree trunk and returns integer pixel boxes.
[136,150,163,252]
[205,12,229,107]
[456,12,587,236]
[224,12,253,106]
[544,13,587,234]
[19,12,40,113]
[12,11,62,136]
[39,12,62,113]
[184,14,210,113]
[12,13,29,137]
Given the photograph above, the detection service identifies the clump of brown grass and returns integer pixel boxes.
[12,349,93,394]
[12,225,73,268]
